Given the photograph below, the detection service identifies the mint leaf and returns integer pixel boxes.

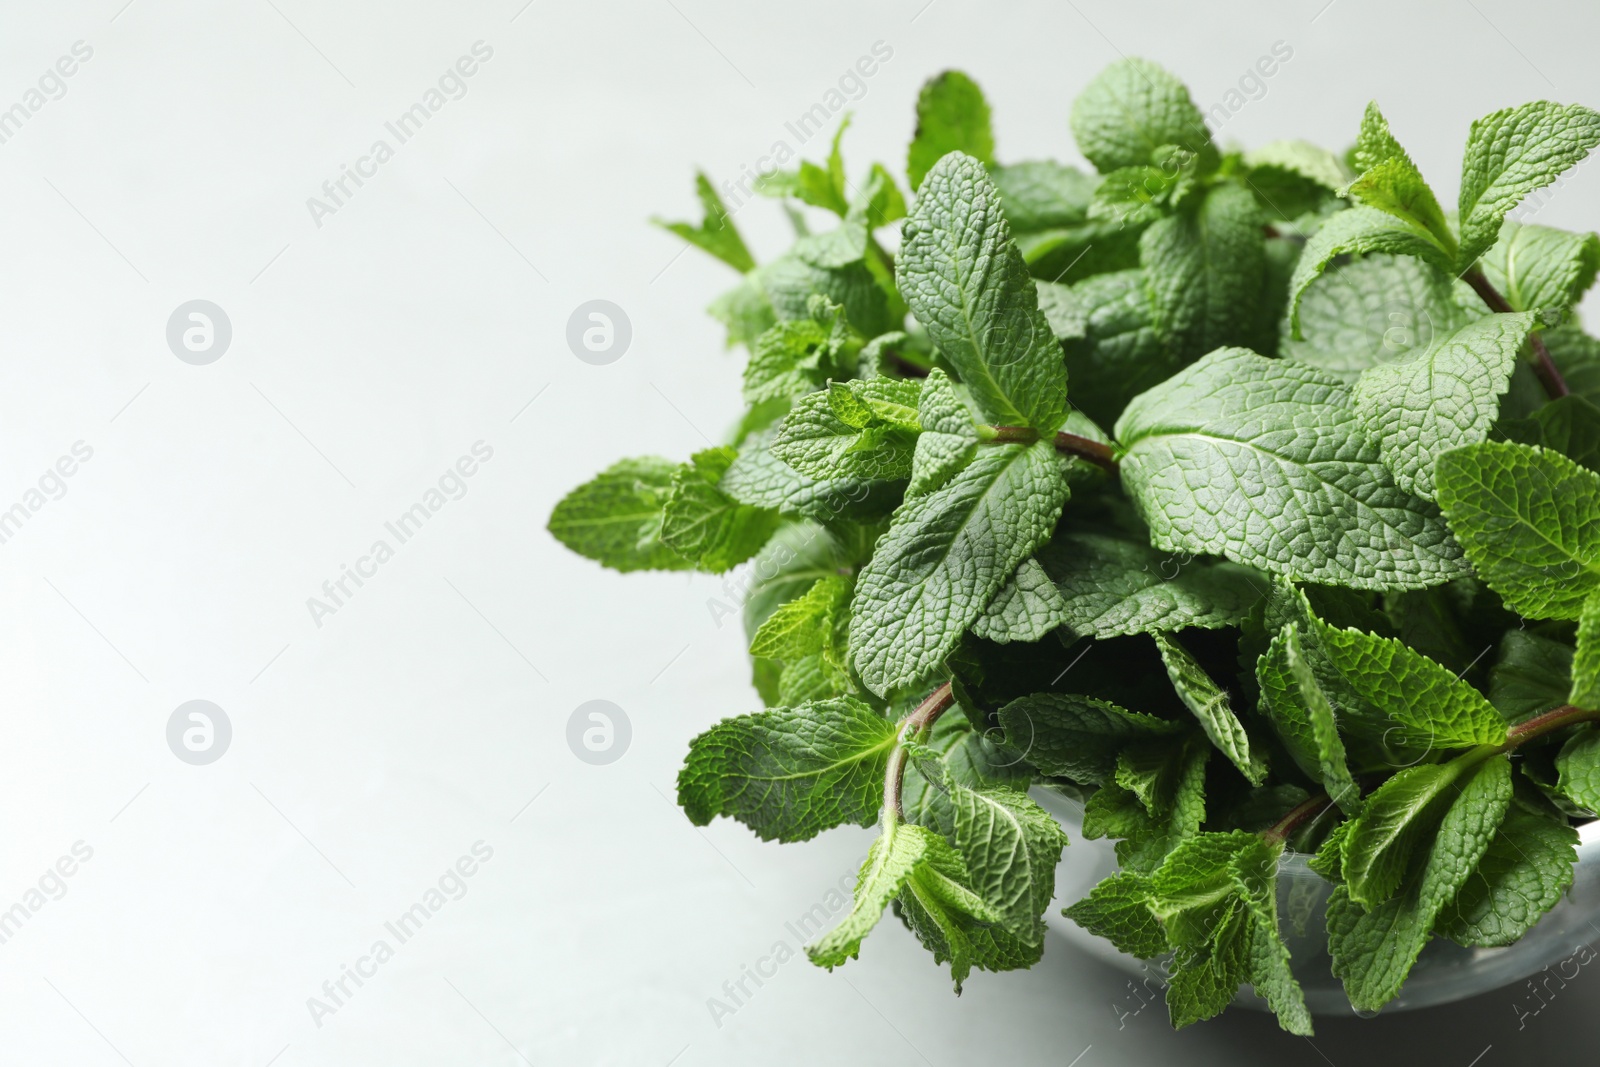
[899,830,1042,991]
[547,457,694,573]
[1489,629,1574,722]
[1556,727,1600,810]
[1479,219,1600,315]
[1338,759,1472,907]
[748,574,852,663]
[997,692,1184,784]
[908,367,979,498]
[1069,58,1213,174]
[743,302,854,407]
[1457,102,1600,269]
[1061,873,1167,958]
[1312,614,1508,751]
[1437,796,1579,947]
[1155,633,1267,784]
[1329,756,1513,1012]
[1059,269,1174,428]
[898,152,1068,431]
[1287,207,1457,336]
[1140,183,1267,359]
[771,378,922,482]
[808,818,932,968]
[660,447,781,573]
[1575,589,1600,709]
[1084,741,1208,873]
[849,441,1069,696]
[719,432,889,521]
[949,784,1069,942]
[971,557,1067,643]
[1352,311,1538,500]
[1116,347,1467,590]
[1434,440,1600,620]
[1037,527,1264,640]
[763,247,894,338]
[906,70,994,192]
[1344,103,1457,255]
[677,697,897,842]
[1282,253,1475,382]
[1256,624,1360,814]
[708,271,776,351]
[653,171,756,272]
[989,161,1097,232]
[901,711,1030,839]
[1246,139,1350,193]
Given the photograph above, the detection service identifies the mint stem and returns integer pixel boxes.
[1262,792,1335,847]
[1501,704,1600,750]
[987,425,1121,476]
[1461,268,1570,399]
[885,681,956,820]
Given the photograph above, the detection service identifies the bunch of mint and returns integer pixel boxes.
[549,60,1600,1033]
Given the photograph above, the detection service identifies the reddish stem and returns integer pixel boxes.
[885,682,957,820]
[1462,269,1569,399]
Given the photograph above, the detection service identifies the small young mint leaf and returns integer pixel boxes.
[660,447,781,573]
[1155,633,1267,785]
[771,378,922,483]
[1344,103,1457,256]
[907,367,979,498]
[748,574,852,663]
[653,171,756,272]
[677,697,898,842]
[1434,441,1600,621]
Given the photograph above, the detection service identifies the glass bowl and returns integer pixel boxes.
[1034,785,1600,1016]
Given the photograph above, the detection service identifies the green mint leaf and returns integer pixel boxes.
[997,692,1184,785]
[988,161,1097,233]
[908,367,980,498]
[1528,395,1600,474]
[1256,624,1360,814]
[1489,629,1574,722]
[1282,253,1475,383]
[1139,183,1268,360]
[1436,796,1579,947]
[849,441,1070,696]
[771,378,922,483]
[743,303,853,407]
[846,163,908,229]
[901,709,1030,839]
[899,830,1043,991]
[719,433,891,522]
[808,818,932,968]
[1084,742,1209,873]
[660,447,781,573]
[677,697,897,842]
[1574,589,1600,709]
[1344,103,1457,255]
[1352,311,1538,500]
[1556,727,1600,810]
[1059,269,1175,428]
[1088,154,1201,228]
[1338,760,1469,907]
[949,784,1070,942]
[1037,527,1263,641]
[1287,206,1457,337]
[906,70,994,192]
[1246,139,1351,193]
[1457,102,1600,270]
[1116,347,1467,590]
[777,653,853,705]
[763,247,895,338]
[547,457,695,573]
[1155,633,1267,785]
[1034,280,1087,341]
[971,557,1067,643]
[1231,834,1314,1035]
[653,171,756,272]
[1312,613,1508,751]
[1329,756,1513,1012]
[1479,219,1600,315]
[898,152,1068,431]
[1069,58,1213,174]
[1434,440,1600,620]
[1062,873,1168,959]
[748,574,852,663]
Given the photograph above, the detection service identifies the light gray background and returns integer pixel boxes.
[1,0,1596,1063]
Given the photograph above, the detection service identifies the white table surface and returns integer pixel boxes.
[1,0,1597,1062]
